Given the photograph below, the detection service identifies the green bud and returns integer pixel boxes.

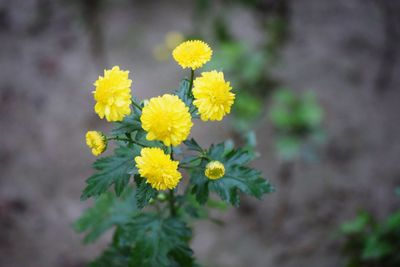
[157,193,167,202]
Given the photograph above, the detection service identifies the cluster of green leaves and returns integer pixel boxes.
[183,138,274,206]
[269,88,325,161]
[76,79,273,267]
[340,209,400,267]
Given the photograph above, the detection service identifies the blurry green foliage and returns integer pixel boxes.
[74,188,137,244]
[340,210,400,267]
[192,0,289,133]
[269,88,325,161]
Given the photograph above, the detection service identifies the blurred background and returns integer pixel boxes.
[1,0,400,266]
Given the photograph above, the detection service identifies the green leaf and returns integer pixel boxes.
[340,212,371,234]
[176,79,198,117]
[74,189,137,243]
[211,166,271,206]
[190,142,273,205]
[118,213,195,267]
[132,129,163,148]
[112,101,143,136]
[181,156,202,169]
[183,138,204,153]
[112,113,142,136]
[383,211,400,232]
[362,235,393,260]
[224,147,254,165]
[134,174,157,209]
[81,145,140,200]
[89,244,132,267]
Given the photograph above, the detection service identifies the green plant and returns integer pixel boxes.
[340,209,400,267]
[75,40,273,267]
[269,88,324,161]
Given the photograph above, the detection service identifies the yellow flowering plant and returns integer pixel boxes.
[75,40,273,267]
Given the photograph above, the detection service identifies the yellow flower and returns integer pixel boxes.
[93,66,132,122]
[135,147,182,190]
[141,94,193,146]
[193,71,235,121]
[205,161,225,180]
[85,131,107,156]
[172,40,212,69]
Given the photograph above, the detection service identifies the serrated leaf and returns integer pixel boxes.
[112,112,142,136]
[134,174,157,209]
[191,182,209,205]
[74,189,137,243]
[133,129,163,148]
[81,146,140,200]
[118,213,195,267]
[89,243,132,267]
[210,167,272,206]
[183,138,204,153]
[176,79,198,117]
[224,148,254,166]
[181,155,202,168]
[190,142,273,205]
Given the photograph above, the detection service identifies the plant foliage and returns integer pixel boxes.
[340,209,400,267]
[77,40,273,267]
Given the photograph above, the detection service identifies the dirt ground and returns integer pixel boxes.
[0,0,399,267]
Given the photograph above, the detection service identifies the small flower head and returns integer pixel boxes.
[141,94,193,146]
[93,66,132,122]
[85,131,107,156]
[172,40,212,70]
[135,147,182,190]
[193,71,235,121]
[205,161,225,180]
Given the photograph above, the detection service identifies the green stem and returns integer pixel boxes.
[168,189,176,217]
[188,69,195,96]
[107,136,146,147]
[132,100,142,111]
[107,137,130,142]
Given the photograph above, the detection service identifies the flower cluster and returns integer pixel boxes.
[85,40,235,190]
[79,38,272,267]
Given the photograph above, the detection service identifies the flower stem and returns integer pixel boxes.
[107,136,130,142]
[188,69,195,96]
[132,100,142,111]
[168,189,176,217]
[107,136,146,147]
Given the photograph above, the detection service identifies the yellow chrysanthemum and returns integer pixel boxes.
[85,131,107,156]
[193,71,235,121]
[135,147,182,190]
[205,161,225,180]
[172,40,212,69]
[141,94,193,146]
[93,66,132,122]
